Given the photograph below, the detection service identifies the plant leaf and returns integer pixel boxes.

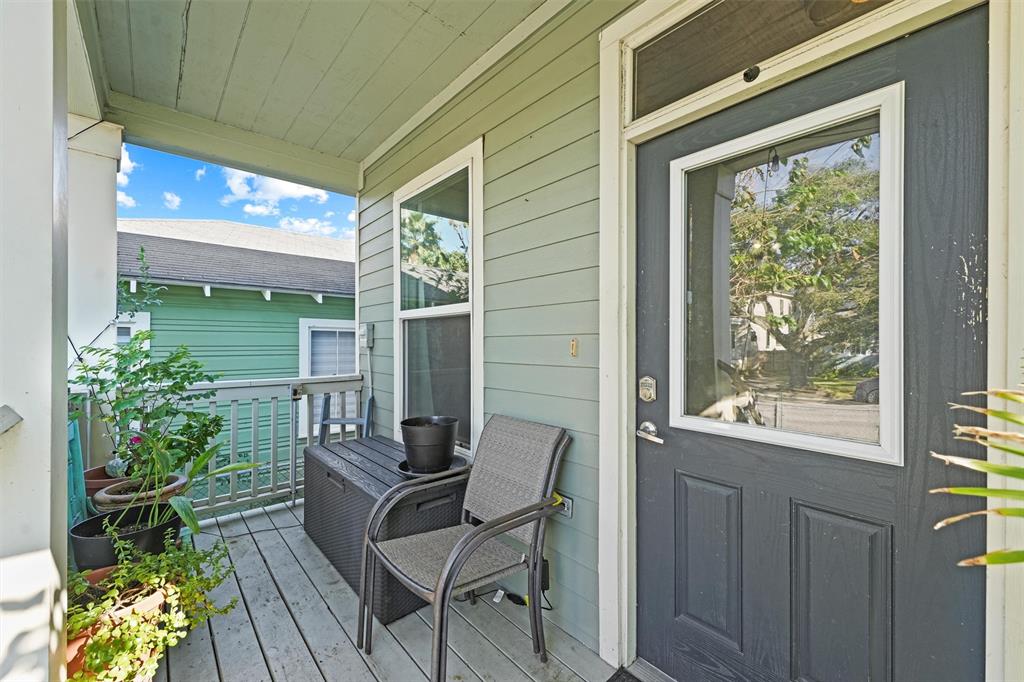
[930,452,1024,481]
[934,507,1024,529]
[930,486,1024,501]
[168,495,200,535]
[200,461,261,479]
[962,389,1024,404]
[958,549,1024,566]
[950,403,1024,427]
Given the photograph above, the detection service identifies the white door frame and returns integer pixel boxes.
[596,0,1021,674]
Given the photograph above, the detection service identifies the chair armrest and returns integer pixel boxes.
[365,469,471,542]
[435,497,563,593]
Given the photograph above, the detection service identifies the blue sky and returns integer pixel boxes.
[115,143,356,240]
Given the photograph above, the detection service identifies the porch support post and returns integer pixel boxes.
[0,1,70,679]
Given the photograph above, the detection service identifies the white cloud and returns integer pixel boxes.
[324,211,335,218]
[116,145,137,187]
[221,168,328,218]
[195,166,206,181]
[243,203,279,216]
[278,217,337,236]
[117,191,137,208]
[346,209,356,223]
[163,191,182,210]
[338,227,356,240]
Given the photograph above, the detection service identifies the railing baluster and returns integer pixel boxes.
[229,400,239,502]
[251,398,260,497]
[289,394,298,503]
[340,392,347,441]
[207,400,218,505]
[270,396,279,493]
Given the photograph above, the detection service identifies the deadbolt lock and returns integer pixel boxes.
[639,376,657,402]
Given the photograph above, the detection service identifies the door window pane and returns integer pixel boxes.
[309,328,357,424]
[400,167,470,311]
[404,315,471,448]
[683,115,881,444]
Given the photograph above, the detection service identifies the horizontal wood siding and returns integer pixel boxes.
[149,285,354,379]
[357,0,634,651]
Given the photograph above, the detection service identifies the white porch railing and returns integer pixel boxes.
[79,374,365,516]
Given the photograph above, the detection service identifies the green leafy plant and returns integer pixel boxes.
[931,389,1024,565]
[69,331,257,534]
[68,530,234,681]
[117,247,166,319]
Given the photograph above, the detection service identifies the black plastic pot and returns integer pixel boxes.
[400,416,458,473]
[69,503,182,570]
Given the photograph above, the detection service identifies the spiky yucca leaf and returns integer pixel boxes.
[932,391,1024,566]
[958,549,1024,567]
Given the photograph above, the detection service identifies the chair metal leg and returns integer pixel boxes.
[364,553,376,655]
[468,588,477,605]
[430,597,450,682]
[357,541,370,650]
[529,554,547,662]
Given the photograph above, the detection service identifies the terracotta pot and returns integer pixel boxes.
[84,465,129,496]
[93,473,188,512]
[66,566,167,679]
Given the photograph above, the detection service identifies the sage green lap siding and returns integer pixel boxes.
[147,285,354,378]
[357,0,636,652]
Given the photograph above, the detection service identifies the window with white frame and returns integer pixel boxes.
[668,84,904,465]
[394,142,483,451]
[299,318,357,436]
[115,312,150,346]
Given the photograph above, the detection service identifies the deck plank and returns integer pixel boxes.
[167,620,219,681]
[217,512,250,538]
[453,599,585,682]
[193,531,273,682]
[277,525,426,682]
[289,500,304,523]
[241,508,275,533]
[251,528,375,681]
[387,608,483,682]
[264,502,301,529]
[414,605,533,682]
[225,533,325,681]
[490,598,614,682]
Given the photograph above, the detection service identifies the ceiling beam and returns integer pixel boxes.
[104,91,360,195]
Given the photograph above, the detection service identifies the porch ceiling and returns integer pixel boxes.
[75,0,545,194]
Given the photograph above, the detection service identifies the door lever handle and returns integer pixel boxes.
[636,421,664,445]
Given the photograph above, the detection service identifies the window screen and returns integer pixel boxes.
[404,315,471,448]
[632,0,893,119]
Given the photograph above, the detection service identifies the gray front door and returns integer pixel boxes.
[635,9,987,682]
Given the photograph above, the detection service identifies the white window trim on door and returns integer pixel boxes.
[298,317,357,439]
[667,83,905,466]
[598,0,991,669]
[391,139,485,452]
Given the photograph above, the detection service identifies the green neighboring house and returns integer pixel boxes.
[116,219,356,381]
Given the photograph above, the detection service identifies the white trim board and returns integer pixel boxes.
[667,83,904,465]
[597,0,992,669]
[391,139,485,453]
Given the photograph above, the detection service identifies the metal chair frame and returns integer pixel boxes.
[318,391,375,444]
[356,430,571,681]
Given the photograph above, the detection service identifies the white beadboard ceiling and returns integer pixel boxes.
[78,0,545,188]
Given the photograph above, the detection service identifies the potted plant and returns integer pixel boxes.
[931,387,1024,565]
[67,530,235,681]
[69,331,255,568]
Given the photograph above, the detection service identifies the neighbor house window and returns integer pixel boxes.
[668,84,904,465]
[299,318,357,437]
[115,312,150,347]
[394,142,482,451]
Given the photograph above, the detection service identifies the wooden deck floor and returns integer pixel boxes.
[156,501,614,682]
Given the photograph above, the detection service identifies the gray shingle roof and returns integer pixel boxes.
[118,232,354,297]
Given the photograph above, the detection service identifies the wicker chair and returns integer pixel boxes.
[356,415,571,681]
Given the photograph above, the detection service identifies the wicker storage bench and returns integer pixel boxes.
[303,437,467,624]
